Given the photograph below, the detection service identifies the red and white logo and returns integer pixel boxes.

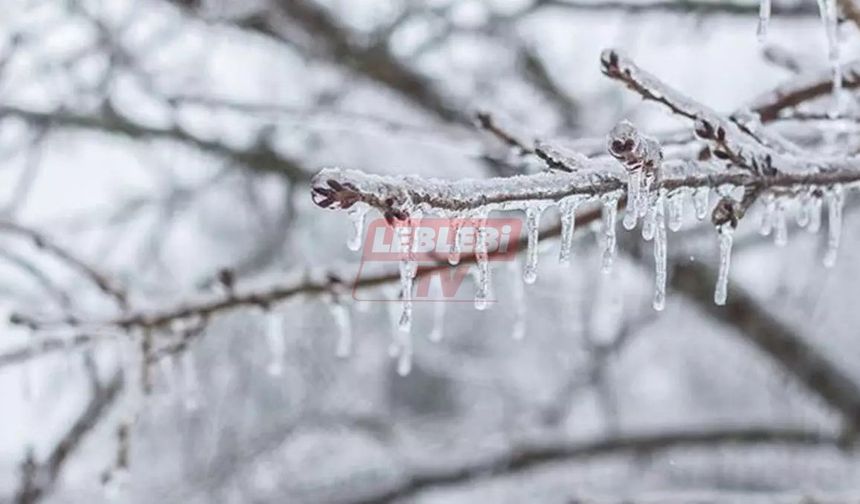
[354,217,523,302]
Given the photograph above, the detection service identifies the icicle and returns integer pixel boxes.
[523,206,543,284]
[667,190,684,232]
[759,193,775,236]
[773,198,788,247]
[823,184,845,267]
[180,350,200,412]
[714,224,735,306]
[265,312,285,376]
[332,303,352,358]
[807,195,823,233]
[396,329,413,376]
[429,301,445,342]
[397,222,415,333]
[653,191,667,311]
[448,220,462,266]
[693,187,709,221]
[474,217,491,310]
[346,205,368,251]
[601,193,618,273]
[638,172,655,218]
[623,170,641,230]
[642,193,658,241]
[816,0,842,112]
[757,0,771,42]
[509,260,526,341]
[797,192,811,228]
[558,198,579,264]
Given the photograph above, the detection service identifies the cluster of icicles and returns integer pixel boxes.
[324,178,847,376]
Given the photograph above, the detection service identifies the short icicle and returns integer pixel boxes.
[653,190,668,311]
[448,219,462,266]
[714,223,735,306]
[523,206,543,284]
[773,198,788,247]
[601,193,619,273]
[824,184,845,267]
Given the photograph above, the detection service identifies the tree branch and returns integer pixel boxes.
[347,426,840,504]
[14,370,124,504]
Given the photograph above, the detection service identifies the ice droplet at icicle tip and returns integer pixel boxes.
[346,205,368,251]
[601,193,619,273]
[523,206,542,284]
[474,218,491,310]
[265,312,285,376]
[824,184,844,268]
[559,198,579,264]
[714,224,735,306]
[653,191,667,311]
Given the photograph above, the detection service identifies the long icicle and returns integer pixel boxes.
[601,193,619,273]
[714,224,735,306]
[653,190,667,311]
[558,198,579,264]
[523,206,542,284]
[474,216,491,310]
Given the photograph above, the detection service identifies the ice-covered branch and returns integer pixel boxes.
[311,165,860,221]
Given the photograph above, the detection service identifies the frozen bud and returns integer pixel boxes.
[711,197,739,229]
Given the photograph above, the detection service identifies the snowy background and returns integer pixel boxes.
[1,0,860,502]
